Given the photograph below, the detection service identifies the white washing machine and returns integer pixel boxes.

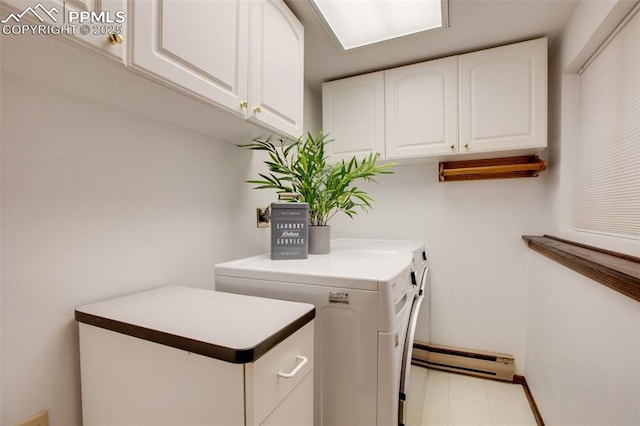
[214,239,430,426]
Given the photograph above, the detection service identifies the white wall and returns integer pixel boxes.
[330,161,549,372]
[526,253,639,425]
[0,71,273,425]
[525,0,640,424]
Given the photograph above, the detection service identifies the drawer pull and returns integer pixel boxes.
[277,355,308,379]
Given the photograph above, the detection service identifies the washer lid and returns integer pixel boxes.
[215,242,413,291]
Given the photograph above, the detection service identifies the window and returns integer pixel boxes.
[574,5,640,239]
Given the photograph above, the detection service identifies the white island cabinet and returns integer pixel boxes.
[76,286,314,426]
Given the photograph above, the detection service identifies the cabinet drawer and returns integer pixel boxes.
[248,321,314,425]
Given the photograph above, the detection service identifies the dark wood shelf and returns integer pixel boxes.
[522,235,640,302]
[439,155,546,182]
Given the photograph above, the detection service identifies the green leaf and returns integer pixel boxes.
[238,131,394,225]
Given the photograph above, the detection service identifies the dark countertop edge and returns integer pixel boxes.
[75,308,315,364]
[522,234,640,302]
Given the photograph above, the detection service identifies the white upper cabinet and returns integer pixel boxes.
[1,0,127,61]
[458,38,547,153]
[322,72,385,162]
[249,0,304,139]
[322,38,547,162]
[130,0,249,115]
[385,56,458,159]
[129,0,303,139]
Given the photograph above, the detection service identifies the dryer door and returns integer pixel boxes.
[415,266,432,343]
[398,293,425,426]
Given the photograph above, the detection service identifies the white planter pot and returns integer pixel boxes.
[308,225,331,254]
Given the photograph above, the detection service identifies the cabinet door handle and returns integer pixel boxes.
[107,33,123,45]
[253,106,262,113]
[277,355,308,379]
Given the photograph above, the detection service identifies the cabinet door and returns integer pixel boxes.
[79,324,245,426]
[459,38,547,153]
[249,0,304,139]
[130,0,249,115]
[322,72,385,162]
[385,56,458,159]
[260,372,313,426]
[1,0,126,61]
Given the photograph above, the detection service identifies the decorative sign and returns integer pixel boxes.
[271,202,308,260]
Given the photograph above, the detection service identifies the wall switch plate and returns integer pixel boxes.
[18,410,48,426]
[256,207,270,228]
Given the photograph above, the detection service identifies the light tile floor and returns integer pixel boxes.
[406,366,538,426]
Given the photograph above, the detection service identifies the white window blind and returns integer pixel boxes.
[574,6,640,239]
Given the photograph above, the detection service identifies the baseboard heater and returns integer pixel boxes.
[412,340,514,382]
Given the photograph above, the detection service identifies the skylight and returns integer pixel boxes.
[310,0,446,50]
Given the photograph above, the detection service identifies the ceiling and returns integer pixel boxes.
[284,0,580,93]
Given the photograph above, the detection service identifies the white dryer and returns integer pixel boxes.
[214,239,430,426]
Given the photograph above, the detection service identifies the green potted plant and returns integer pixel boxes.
[239,131,394,254]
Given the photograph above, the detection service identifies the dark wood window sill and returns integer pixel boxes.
[522,235,640,302]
